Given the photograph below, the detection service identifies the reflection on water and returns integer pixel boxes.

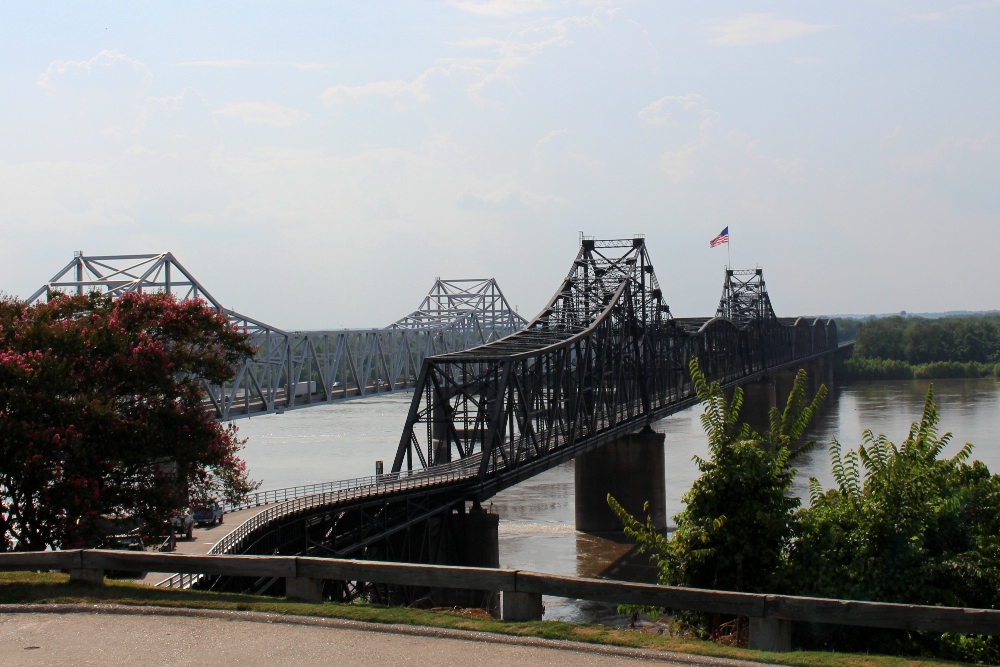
[234,378,1000,623]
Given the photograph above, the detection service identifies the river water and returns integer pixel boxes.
[234,378,1000,623]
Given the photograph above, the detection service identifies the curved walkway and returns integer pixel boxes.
[138,506,268,585]
[0,606,770,667]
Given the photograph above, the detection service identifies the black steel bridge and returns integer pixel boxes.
[155,236,842,600]
[32,238,842,599]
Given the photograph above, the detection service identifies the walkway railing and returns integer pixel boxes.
[4,549,1000,653]
[211,456,483,558]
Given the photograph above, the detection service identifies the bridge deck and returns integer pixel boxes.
[139,506,268,585]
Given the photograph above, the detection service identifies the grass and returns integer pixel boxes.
[0,571,974,667]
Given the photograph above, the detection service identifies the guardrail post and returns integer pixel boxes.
[286,577,324,603]
[749,617,791,652]
[500,590,542,622]
[68,568,105,585]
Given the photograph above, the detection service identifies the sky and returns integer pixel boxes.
[1,1,997,328]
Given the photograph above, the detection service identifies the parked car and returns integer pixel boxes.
[171,509,195,539]
[193,502,224,526]
[99,534,148,579]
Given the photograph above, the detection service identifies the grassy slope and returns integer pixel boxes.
[0,572,971,667]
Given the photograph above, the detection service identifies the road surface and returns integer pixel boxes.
[0,610,757,667]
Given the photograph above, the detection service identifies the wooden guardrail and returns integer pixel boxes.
[2,550,999,652]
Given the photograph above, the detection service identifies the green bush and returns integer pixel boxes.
[609,360,826,596]
[838,357,998,381]
[781,388,1000,661]
[837,357,913,381]
[912,361,994,379]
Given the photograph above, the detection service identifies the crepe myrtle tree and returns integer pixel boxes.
[0,291,259,551]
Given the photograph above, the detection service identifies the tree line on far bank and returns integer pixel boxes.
[834,314,1000,381]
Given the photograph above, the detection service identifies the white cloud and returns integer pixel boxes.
[177,59,256,68]
[447,0,554,17]
[214,101,310,127]
[638,94,707,126]
[660,142,700,185]
[457,190,525,211]
[708,14,832,47]
[912,12,944,21]
[38,50,152,94]
[0,160,134,232]
[321,69,439,105]
[445,7,617,94]
[286,62,337,71]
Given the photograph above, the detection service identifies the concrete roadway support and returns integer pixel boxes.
[427,504,501,610]
[740,378,777,435]
[741,358,835,433]
[749,617,792,652]
[286,577,324,603]
[575,427,666,534]
[69,568,104,585]
[500,591,543,622]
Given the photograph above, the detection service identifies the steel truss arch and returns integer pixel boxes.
[391,237,838,491]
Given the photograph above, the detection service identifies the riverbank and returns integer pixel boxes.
[0,572,977,667]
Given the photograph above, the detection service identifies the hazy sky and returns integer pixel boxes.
[1,2,997,328]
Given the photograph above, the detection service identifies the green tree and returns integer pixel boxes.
[785,387,1000,608]
[0,291,259,551]
[781,387,1000,661]
[609,359,826,594]
[854,316,908,361]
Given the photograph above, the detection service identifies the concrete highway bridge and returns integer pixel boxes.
[33,238,845,609]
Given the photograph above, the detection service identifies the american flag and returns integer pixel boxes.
[710,226,729,248]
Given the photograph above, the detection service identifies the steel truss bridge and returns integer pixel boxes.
[30,252,527,420]
[174,236,838,600]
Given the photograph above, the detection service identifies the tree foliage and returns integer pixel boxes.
[609,359,826,593]
[780,387,1000,661]
[0,291,258,551]
[854,315,1000,365]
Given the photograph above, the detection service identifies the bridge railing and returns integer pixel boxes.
[209,457,484,559]
[5,549,1000,653]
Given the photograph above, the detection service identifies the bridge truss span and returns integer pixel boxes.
[391,237,838,494]
[30,253,528,420]
[152,236,840,597]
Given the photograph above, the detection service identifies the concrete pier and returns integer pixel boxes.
[574,427,666,534]
[423,504,500,610]
[739,359,835,433]
[740,378,777,434]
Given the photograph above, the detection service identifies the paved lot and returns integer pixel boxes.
[0,611,695,667]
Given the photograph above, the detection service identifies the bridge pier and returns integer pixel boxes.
[421,503,500,610]
[737,357,836,434]
[739,378,777,434]
[574,426,666,534]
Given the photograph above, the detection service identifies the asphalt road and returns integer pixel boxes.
[0,611,705,667]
